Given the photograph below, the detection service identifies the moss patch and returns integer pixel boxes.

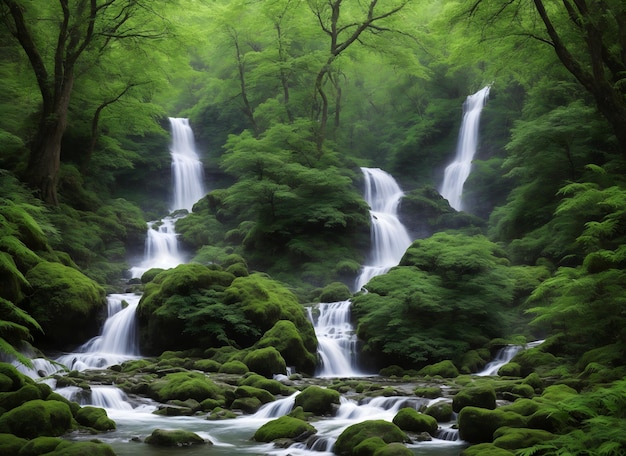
[253,416,316,442]
[145,428,207,446]
[294,386,340,415]
[334,420,408,456]
[0,399,73,438]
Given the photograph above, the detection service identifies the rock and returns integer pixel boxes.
[294,386,340,415]
[255,320,318,374]
[0,384,44,411]
[235,385,275,404]
[458,406,527,443]
[0,399,73,438]
[14,436,67,455]
[243,347,287,378]
[373,442,413,456]
[453,385,497,412]
[231,396,262,414]
[492,427,555,450]
[75,406,116,431]
[424,400,453,422]
[353,436,387,456]
[147,371,226,403]
[239,373,295,395]
[334,420,408,456]
[0,433,27,455]
[392,407,438,435]
[418,360,459,378]
[460,443,515,456]
[253,416,316,442]
[218,360,249,375]
[50,441,117,455]
[193,359,221,372]
[144,428,208,446]
[497,362,521,377]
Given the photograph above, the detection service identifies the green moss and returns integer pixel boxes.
[492,427,555,450]
[0,235,42,272]
[235,385,275,404]
[460,443,515,456]
[453,385,497,412]
[253,416,316,442]
[0,433,27,455]
[500,398,540,416]
[193,359,221,372]
[0,251,29,302]
[522,372,544,391]
[141,268,165,283]
[15,436,65,456]
[413,387,442,399]
[0,399,73,438]
[239,374,295,396]
[231,396,262,413]
[458,406,527,443]
[418,360,459,378]
[24,261,106,347]
[0,384,44,411]
[50,441,116,455]
[147,372,225,403]
[244,347,287,377]
[392,408,438,435]
[255,320,317,374]
[294,386,340,415]
[75,406,116,431]
[424,401,453,422]
[373,442,413,456]
[218,360,249,375]
[144,428,207,446]
[319,282,351,302]
[334,420,408,456]
[353,437,387,456]
[497,362,521,377]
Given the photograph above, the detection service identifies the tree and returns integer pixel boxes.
[0,0,167,204]
[461,0,626,155]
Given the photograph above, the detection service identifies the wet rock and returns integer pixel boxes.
[144,428,208,446]
[253,416,316,442]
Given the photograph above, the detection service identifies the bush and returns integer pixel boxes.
[319,282,351,302]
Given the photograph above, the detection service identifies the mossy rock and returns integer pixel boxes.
[294,386,340,416]
[458,406,527,443]
[319,282,351,302]
[255,320,318,374]
[507,383,535,398]
[253,416,316,442]
[239,374,294,396]
[379,365,405,377]
[413,387,442,399]
[537,384,577,403]
[244,347,287,378]
[334,420,408,456]
[147,372,225,403]
[145,428,207,446]
[513,347,560,376]
[497,362,521,377]
[460,443,515,456]
[492,427,555,450]
[0,384,45,411]
[353,436,387,456]
[373,442,413,456]
[226,262,249,277]
[192,359,222,372]
[0,433,27,455]
[24,261,106,347]
[46,392,80,416]
[218,360,249,375]
[0,399,73,438]
[522,372,543,391]
[0,363,27,392]
[140,268,165,284]
[500,398,540,417]
[418,360,459,378]
[231,396,262,414]
[235,385,275,404]
[15,436,66,456]
[75,406,116,431]
[453,385,496,412]
[207,407,237,420]
[461,349,490,374]
[392,408,438,435]
[41,441,116,455]
[424,401,453,422]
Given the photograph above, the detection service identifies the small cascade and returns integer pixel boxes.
[57,386,133,411]
[355,167,412,292]
[310,302,362,377]
[475,339,545,376]
[251,392,299,419]
[129,216,186,278]
[169,117,206,212]
[439,86,491,211]
[56,293,140,371]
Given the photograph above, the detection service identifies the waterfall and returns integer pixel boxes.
[312,168,412,377]
[475,339,545,376]
[169,117,206,212]
[439,86,491,211]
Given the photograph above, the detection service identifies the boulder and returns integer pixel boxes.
[493,427,555,450]
[147,372,225,403]
[255,320,318,374]
[145,428,207,446]
[0,433,27,455]
[334,420,408,456]
[392,408,438,435]
[418,360,459,378]
[45,441,116,455]
[458,406,526,443]
[453,385,496,412]
[218,360,249,375]
[253,416,316,442]
[75,406,116,431]
[243,347,287,377]
[460,443,515,456]
[0,399,73,438]
[373,442,413,456]
[239,373,295,395]
[294,386,340,415]
[353,436,386,456]
[424,401,453,422]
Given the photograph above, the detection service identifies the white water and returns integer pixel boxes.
[169,117,206,212]
[311,168,412,378]
[440,86,491,211]
[475,339,545,376]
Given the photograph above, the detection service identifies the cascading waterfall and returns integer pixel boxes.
[439,86,491,211]
[475,340,545,376]
[311,167,412,377]
[169,117,206,212]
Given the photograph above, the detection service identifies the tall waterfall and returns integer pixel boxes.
[439,86,490,211]
[169,117,206,212]
[312,168,412,377]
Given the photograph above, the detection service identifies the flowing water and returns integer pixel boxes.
[169,117,206,212]
[439,86,491,212]
[475,340,545,376]
[310,168,412,378]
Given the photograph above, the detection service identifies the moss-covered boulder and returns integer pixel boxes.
[392,408,438,435]
[452,385,497,412]
[373,442,413,456]
[239,374,295,396]
[499,398,540,417]
[0,399,73,438]
[244,347,287,377]
[253,416,316,442]
[0,433,27,455]
[144,428,207,446]
[353,436,387,456]
[0,383,45,411]
[413,387,442,399]
[334,420,408,456]
[75,406,116,431]
[193,359,221,372]
[460,443,515,456]
[231,396,262,414]
[418,360,459,378]
[424,401,453,422]
[218,360,249,375]
[255,320,318,374]
[235,385,275,404]
[24,261,105,348]
[0,363,27,393]
[147,372,226,403]
[319,282,351,302]
[15,436,67,456]
[294,386,340,416]
[492,427,555,450]
[458,406,526,443]
[497,362,521,377]
[42,441,116,455]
